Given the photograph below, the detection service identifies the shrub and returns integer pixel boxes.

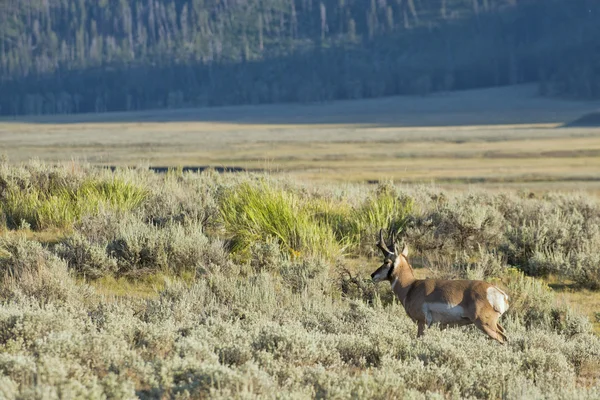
[427,247,507,280]
[219,179,340,261]
[54,232,118,279]
[54,211,231,279]
[406,191,504,257]
[501,268,591,336]
[333,182,414,256]
[0,163,147,230]
[107,218,230,277]
[568,247,600,290]
[501,194,600,279]
[0,235,91,305]
[141,171,220,230]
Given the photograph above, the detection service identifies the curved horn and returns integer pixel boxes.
[390,228,398,254]
[377,228,391,255]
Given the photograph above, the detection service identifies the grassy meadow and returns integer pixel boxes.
[3,84,600,189]
[2,85,600,398]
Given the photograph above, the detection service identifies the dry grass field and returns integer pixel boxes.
[2,85,600,397]
[3,84,600,190]
[3,84,600,326]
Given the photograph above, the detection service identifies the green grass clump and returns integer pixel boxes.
[78,177,148,214]
[1,169,147,230]
[220,180,340,261]
[340,184,413,255]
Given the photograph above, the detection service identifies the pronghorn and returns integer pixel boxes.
[370,229,509,343]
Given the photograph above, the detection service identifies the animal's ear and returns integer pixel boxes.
[401,244,409,257]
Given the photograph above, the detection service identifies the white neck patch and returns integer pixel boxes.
[391,278,398,290]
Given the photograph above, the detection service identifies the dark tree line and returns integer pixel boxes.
[1,0,599,116]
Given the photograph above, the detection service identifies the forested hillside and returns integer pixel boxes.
[0,0,599,116]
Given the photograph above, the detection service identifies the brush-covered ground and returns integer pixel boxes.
[1,160,600,399]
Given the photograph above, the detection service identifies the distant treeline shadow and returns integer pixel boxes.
[104,165,261,174]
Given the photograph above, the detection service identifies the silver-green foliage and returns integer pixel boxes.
[3,161,600,286]
[1,163,600,398]
[56,213,231,278]
[0,263,598,399]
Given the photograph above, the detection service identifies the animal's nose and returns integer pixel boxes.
[370,272,375,279]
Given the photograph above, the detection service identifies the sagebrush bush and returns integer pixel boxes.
[0,235,92,305]
[57,214,231,279]
[570,248,600,290]
[1,269,598,399]
[406,191,504,256]
[248,237,284,273]
[501,268,591,336]
[141,170,221,230]
[426,247,507,281]
[1,162,600,398]
[54,231,118,279]
[500,193,600,282]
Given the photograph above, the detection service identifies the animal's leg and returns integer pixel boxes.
[474,319,505,344]
[423,305,433,328]
[496,323,508,342]
[496,326,508,342]
[417,321,426,338]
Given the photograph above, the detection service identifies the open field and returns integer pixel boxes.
[3,84,600,189]
[2,86,600,398]
[2,162,600,398]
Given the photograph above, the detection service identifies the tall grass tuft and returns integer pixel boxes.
[341,183,413,255]
[79,177,148,214]
[220,179,340,261]
[1,171,147,230]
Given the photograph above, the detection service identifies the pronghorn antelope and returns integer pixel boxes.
[370,229,509,343]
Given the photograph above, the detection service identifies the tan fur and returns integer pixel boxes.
[371,232,509,344]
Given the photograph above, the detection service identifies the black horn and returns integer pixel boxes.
[377,228,391,255]
[390,228,398,254]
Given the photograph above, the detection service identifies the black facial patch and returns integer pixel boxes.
[386,258,395,278]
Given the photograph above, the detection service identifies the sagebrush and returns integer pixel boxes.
[0,161,599,399]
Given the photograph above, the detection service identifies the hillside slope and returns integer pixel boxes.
[1,0,599,116]
[7,84,600,126]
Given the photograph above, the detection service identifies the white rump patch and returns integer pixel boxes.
[487,287,509,315]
